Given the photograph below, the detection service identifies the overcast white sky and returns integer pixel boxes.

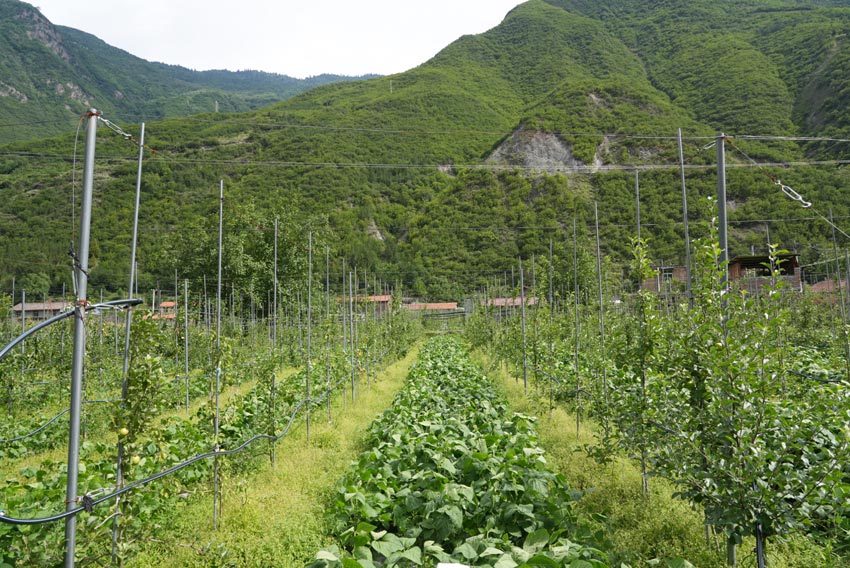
[32,1,525,78]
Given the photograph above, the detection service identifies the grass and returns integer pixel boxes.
[481,355,843,568]
[128,346,420,568]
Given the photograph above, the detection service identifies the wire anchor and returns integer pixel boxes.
[772,177,811,208]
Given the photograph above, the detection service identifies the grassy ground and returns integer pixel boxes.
[483,356,842,568]
[129,346,419,568]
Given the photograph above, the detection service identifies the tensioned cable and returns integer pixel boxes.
[724,137,850,241]
[0,353,386,525]
[3,149,850,172]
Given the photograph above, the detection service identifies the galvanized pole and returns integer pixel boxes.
[678,128,693,306]
[519,258,528,394]
[213,180,223,529]
[306,232,312,441]
[349,271,356,402]
[594,201,610,434]
[573,217,581,435]
[65,109,98,568]
[548,238,554,417]
[635,169,641,242]
[184,279,189,410]
[326,246,331,423]
[717,133,729,287]
[830,209,850,380]
[341,259,347,409]
[273,219,278,351]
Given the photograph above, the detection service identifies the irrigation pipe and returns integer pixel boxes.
[0,345,400,526]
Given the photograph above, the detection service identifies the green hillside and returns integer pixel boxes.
[3,0,850,300]
[0,0,371,143]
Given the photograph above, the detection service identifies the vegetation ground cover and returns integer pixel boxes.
[130,345,420,568]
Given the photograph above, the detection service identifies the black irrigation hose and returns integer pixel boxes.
[0,299,142,362]
[0,408,69,444]
[0,396,309,526]
[0,357,388,526]
[789,370,845,384]
[0,400,117,445]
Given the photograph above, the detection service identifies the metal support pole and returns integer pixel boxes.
[717,133,729,287]
[184,279,189,410]
[306,232,312,441]
[635,169,641,242]
[573,217,581,435]
[678,128,693,307]
[349,271,356,402]
[326,246,331,423]
[65,109,98,568]
[213,180,223,529]
[594,201,610,432]
[341,259,347,409]
[273,219,278,350]
[519,258,528,394]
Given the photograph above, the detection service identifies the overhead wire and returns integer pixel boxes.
[724,137,850,241]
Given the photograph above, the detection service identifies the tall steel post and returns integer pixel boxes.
[113,120,144,563]
[65,109,98,568]
[519,258,528,393]
[678,128,693,305]
[306,232,312,440]
[635,169,641,242]
[717,133,729,287]
[213,180,223,529]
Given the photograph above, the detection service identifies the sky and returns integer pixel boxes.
[31,0,525,78]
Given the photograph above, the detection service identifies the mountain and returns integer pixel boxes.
[0,0,374,143]
[3,0,850,301]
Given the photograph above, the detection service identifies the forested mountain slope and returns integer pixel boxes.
[0,0,370,143]
[3,0,850,300]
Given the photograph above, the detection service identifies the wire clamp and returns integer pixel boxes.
[81,494,94,513]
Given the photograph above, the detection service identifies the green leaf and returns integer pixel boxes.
[372,534,404,558]
[316,550,340,562]
[523,528,550,553]
[399,547,422,565]
[523,554,559,568]
[494,553,519,568]
[664,560,695,568]
[439,505,464,529]
[454,542,479,560]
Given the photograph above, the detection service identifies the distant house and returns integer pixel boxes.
[484,297,538,307]
[729,254,801,292]
[641,266,689,293]
[405,302,464,320]
[405,302,459,312]
[362,295,392,313]
[640,254,802,294]
[12,301,70,321]
[154,300,177,320]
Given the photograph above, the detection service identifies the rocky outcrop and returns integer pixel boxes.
[15,7,70,62]
[487,129,586,173]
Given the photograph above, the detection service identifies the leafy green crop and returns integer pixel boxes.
[311,335,610,568]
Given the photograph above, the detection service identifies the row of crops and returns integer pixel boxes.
[469,234,850,565]
[0,300,419,566]
[311,335,640,568]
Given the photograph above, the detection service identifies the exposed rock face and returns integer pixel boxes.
[367,220,385,241]
[0,82,28,103]
[487,129,586,173]
[15,7,70,62]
